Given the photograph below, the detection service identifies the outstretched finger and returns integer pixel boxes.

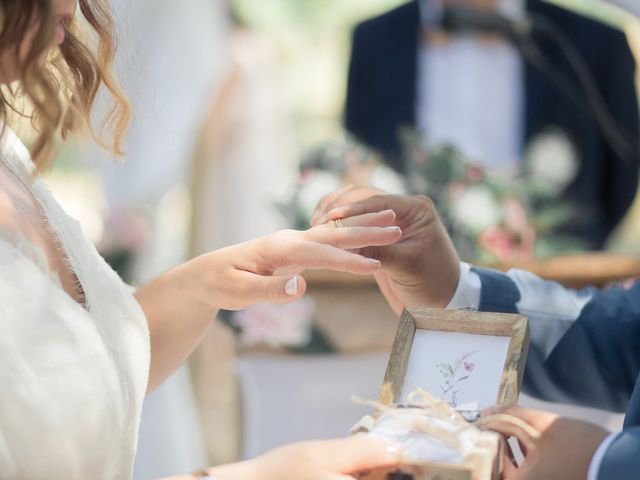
[311,184,356,226]
[237,272,308,304]
[313,187,388,225]
[305,225,402,250]
[481,417,538,458]
[271,241,383,275]
[318,209,396,229]
[317,195,395,225]
[490,407,558,433]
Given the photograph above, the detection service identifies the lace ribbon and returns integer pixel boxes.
[352,389,541,470]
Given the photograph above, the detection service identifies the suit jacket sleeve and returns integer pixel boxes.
[473,267,640,412]
[598,428,640,479]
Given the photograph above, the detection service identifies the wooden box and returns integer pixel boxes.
[381,307,529,409]
[358,307,529,480]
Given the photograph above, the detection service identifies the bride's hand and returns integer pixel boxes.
[202,436,401,480]
[183,212,402,312]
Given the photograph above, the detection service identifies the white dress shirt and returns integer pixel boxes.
[416,0,525,170]
[417,37,524,170]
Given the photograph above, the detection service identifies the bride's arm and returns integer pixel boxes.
[158,436,400,480]
[135,217,401,391]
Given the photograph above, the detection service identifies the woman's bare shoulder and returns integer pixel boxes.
[0,169,52,267]
[0,177,23,234]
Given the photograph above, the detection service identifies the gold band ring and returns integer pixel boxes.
[333,218,343,228]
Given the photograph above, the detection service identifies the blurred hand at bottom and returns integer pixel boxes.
[195,436,401,480]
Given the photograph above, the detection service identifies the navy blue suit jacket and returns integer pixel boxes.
[345,0,639,247]
[473,266,640,479]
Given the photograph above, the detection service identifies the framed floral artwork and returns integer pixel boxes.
[380,308,529,413]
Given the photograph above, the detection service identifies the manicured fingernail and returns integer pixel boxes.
[366,258,381,265]
[285,277,298,296]
[384,226,401,232]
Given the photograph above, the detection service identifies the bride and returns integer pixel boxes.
[0,0,403,478]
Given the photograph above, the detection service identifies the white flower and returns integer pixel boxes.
[369,164,407,195]
[297,171,343,221]
[450,185,502,233]
[525,130,579,194]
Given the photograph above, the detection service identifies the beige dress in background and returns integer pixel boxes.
[190,28,296,465]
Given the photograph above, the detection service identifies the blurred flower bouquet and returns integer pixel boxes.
[259,129,584,354]
[278,135,407,231]
[221,297,338,355]
[280,129,586,264]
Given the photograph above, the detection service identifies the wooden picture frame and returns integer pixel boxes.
[380,307,530,409]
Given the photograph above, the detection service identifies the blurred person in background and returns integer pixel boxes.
[189,5,296,467]
[345,0,640,248]
[191,7,293,259]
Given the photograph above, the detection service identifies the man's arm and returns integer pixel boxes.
[313,188,640,411]
[454,265,640,412]
[598,427,640,479]
[311,189,640,479]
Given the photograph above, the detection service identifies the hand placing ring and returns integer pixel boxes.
[319,209,398,233]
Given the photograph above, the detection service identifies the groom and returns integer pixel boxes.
[345,0,639,249]
[312,187,640,479]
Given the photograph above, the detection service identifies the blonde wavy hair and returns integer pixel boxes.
[0,0,131,167]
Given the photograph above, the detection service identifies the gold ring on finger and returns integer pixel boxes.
[333,218,343,228]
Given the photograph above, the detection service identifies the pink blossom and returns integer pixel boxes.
[447,182,467,201]
[466,165,485,183]
[413,149,429,165]
[463,361,475,372]
[478,199,536,263]
[233,298,315,348]
[479,226,516,262]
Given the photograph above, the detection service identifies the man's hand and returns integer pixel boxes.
[484,408,609,480]
[312,186,460,312]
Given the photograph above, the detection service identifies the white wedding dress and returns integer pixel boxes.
[0,128,150,479]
